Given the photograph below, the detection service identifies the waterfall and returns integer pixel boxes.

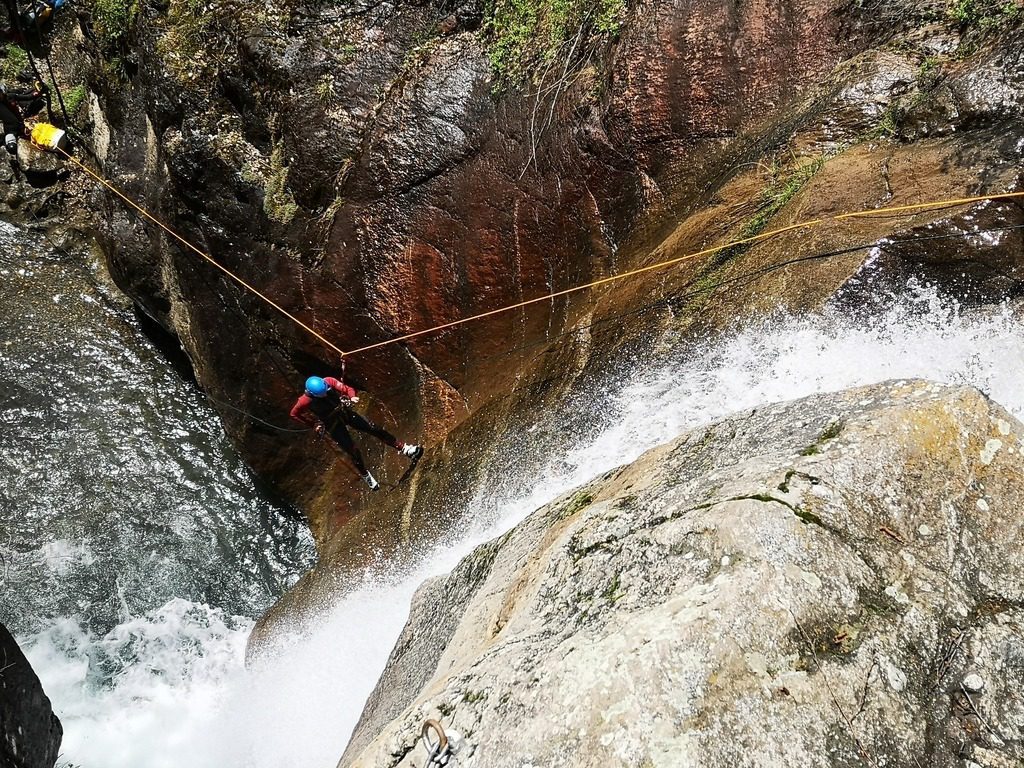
[18,280,1022,768]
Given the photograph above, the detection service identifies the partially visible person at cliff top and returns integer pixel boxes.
[290,375,422,491]
[0,79,46,156]
[0,0,66,56]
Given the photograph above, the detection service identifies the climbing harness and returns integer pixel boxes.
[420,719,462,767]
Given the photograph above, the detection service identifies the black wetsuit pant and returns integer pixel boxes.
[328,409,399,475]
[0,102,23,141]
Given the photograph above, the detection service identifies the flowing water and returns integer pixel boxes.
[3,218,1023,767]
[0,222,314,763]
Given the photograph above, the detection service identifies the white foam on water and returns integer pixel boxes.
[24,601,251,768]
[24,287,1024,768]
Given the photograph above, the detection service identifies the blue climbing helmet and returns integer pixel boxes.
[305,376,329,397]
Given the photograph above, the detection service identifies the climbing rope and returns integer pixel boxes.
[202,391,310,433]
[53,145,349,359]
[340,190,1024,357]
[353,220,1024,408]
[51,141,1024,362]
[42,53,70,126]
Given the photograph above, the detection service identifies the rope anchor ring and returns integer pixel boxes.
[421,719,455,766]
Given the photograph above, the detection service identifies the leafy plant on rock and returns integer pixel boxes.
[946,0,1023,29]
[484,0,627,84]
[90,0,139,51]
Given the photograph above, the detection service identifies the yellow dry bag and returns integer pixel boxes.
[30,123,70,153]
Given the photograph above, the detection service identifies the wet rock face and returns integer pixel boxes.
[0,623,62,768]
[86,0,865,531]
[341,380,1024,768]
[82,0,1024,550]
[834,196,1024,307]
[900,29,1024,140]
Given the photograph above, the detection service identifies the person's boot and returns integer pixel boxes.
[401,443,423,461]
[362,471,379,491]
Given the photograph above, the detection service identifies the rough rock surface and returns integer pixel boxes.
[65,0,1024,552]
[341,380,1024,768]
[0,623,62,768]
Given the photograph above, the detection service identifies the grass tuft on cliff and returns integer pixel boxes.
[946,0,1023,29]
[90,0,139,50]
[739,156,826,242]
[684,154,827,308]
[264,142,299,225]
[484,0,626,84]
[1,44,28,82]
[63,84,89,116]
[156,0,215,83]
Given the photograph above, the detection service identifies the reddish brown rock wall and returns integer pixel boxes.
[82,0,1024,558]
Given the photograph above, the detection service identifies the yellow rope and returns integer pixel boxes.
[57,143,1024,361]
[341,190,1024,356]
[56,146,348,359]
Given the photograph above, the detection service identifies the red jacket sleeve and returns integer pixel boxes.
[290,394,317,426]
[324,377,358,400]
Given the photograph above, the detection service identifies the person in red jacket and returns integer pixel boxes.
[290,375,422,491]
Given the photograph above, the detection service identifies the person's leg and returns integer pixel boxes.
[328,422,368,475]
[0,103,23,153]
[343,411,403,450]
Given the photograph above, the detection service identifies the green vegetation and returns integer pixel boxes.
[484,0,626,83]
[156,0,215,82]
[685,153,826,308]
[318,195,346,229]
[91,0,139,50]
[738,156,826,243]
[562,491,593,518]
[818,420,844,442]
[917,55,945,92]
[602,571,625,603]
[264,142,299,225]
[1,44,28,82]
[947,0,1023,28]
[794,507,825,527]
[800,420,844,456]
[875,103,898,138]
[461,689,487,704]
[315,73,335,104]
[865,56,953,142]
[63,84,89,116]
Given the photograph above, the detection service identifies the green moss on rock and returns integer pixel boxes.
[1,44,28,82]
[264,142,299,225]
[484,0,626,84]
[91,0,139,51]
[156,0,215,83]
